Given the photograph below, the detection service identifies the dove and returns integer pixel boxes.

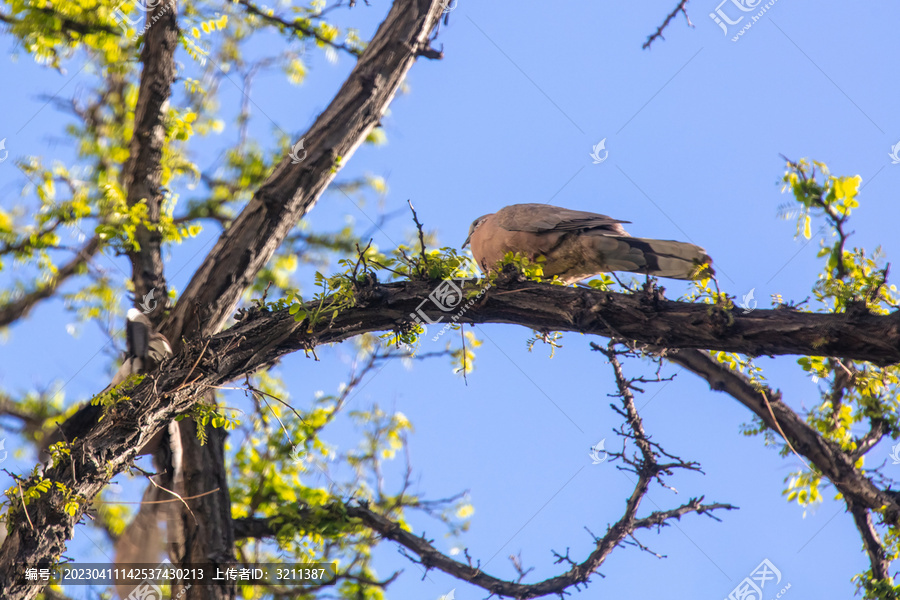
[463,204,712,284]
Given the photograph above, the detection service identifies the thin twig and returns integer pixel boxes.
[179,339,211,389]
[246,381,306,423]
[643,0,693,50]
[460,325,468,386]
[407,199,429,272]
[17,482,34,530]
[760,390,812,472]
[132,465,199,525]
[101,488,221,505]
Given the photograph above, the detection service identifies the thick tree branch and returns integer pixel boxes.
[161,0,446,347]
[8,278,781,596]
[666,348,900,524]
[0,235,101,328]
[846,497,890,584]
[9,277,900,595]
[214,279,900,368]
[123,0,178,319]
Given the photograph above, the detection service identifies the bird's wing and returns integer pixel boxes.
[148,332,173,364]
[495,204,629,234]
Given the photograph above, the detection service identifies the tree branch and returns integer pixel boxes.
[236,0,363,57]
[161,0,446,347]
[846,497,889,584]
[666,347,900,524]
[643,0,692,49]
[0,235,101,328]
[232,494,731,599]
[9,275,900,594]
[122,0,179,319]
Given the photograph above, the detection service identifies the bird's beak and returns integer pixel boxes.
[461,234,471,249]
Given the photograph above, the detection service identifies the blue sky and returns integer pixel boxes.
[2,0,900,598]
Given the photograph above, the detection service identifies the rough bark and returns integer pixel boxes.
[161,0,446,346]
[666,348,900,523]
[169,418,236,600]
[123,0,178,319]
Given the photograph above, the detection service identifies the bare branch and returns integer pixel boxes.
[666,348,900,524]
[643,0,693,49]
[0,236,101,328]
[236,0,363,57]
[232,493,730,599]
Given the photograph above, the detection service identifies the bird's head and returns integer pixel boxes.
[462,213,492,248]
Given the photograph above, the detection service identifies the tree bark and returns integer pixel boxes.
[123,0,178,319]
[170,417,236,600]
[160,0,447,346]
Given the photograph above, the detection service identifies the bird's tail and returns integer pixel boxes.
[620,237,713,280]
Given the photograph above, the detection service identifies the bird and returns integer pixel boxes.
[109,308,173,389]
[40,308,173,462]
[462,203,712,284]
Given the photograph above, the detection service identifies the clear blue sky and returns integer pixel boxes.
[2,0,900,598]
